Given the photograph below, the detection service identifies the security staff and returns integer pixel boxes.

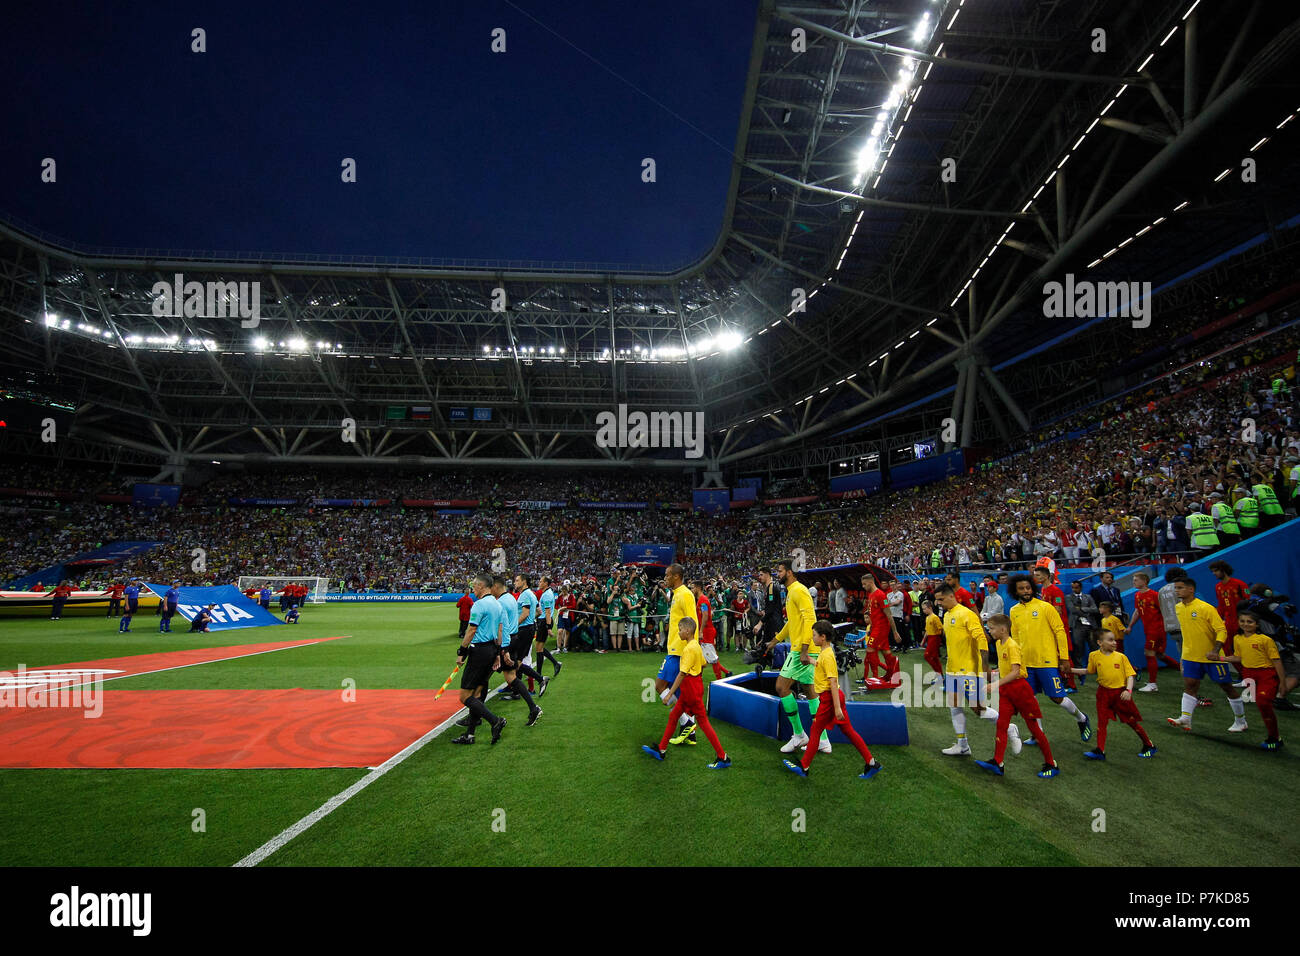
[1209,493,1240,550]
[1252,480,1284,531]
[1186,503,1220,556]
[1234,489,1260,538]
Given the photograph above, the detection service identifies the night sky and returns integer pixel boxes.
[0,1,755,268]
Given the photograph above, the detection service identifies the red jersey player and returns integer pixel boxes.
[105,581,126,618]
[1210,560,1249,674]
[944,571,976,612]
[692,581,731,680]
[456,588,475,641]
[861,573,900,684]
[555,584,577,653]
[1129,571,1180,692]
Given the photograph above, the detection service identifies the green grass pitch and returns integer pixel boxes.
[0,604,1295,866]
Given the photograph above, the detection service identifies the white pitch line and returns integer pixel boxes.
[234,688,499,868]
[20,638,347,693]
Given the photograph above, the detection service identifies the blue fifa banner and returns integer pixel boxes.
[693,489,730,515]
[6,563,66,590]
[133,483,180,508]
[731,486,758,502]
[620,544,677,565]
[735,477,762,490]
[830,470,883,496]
[144,584,283,630]
[473,407,492,421]
[449,407,468,421]
[891,449,964,491]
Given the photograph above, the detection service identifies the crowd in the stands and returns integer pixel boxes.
[2,281,1298,595]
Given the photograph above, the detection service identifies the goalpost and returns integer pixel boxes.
[237,576,330,605]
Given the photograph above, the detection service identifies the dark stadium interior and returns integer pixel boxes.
[1,0,1300,884]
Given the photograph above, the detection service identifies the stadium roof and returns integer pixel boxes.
[3,0,1299,477]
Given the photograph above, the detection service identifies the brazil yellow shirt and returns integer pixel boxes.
[678,639,704,677]
[943,603,987,675]
[925,613,943,637]
[667,584,699,656]
[776,580,816,655]
[996,637,1026,682]
[1238,634,1280,670]
[1101,615,1125,645]
[1175,599,1228,663]
[1009,598,1068,668]
[813,644,838,694]
[1087,649,1136,689]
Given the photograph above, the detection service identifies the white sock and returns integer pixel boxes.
[950,707,967,737]
[679,713,692,727]
[1181,693,1197,720]
[1058,697,1084,720]
[981,707,999,721]
[1229,697,1245,718]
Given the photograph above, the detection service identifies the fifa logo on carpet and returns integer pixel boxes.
[151,272,262,328]
[594,405,705,459]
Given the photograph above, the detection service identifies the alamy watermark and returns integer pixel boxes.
[50,886,151,936]
[0,666,111,718]
[152,272,261,327]
[595,404,704,459]
[1042,273,1152,328]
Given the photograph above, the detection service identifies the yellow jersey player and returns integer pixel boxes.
[1009,574,1093,745]
[655,563,699,743]
[936,583,999,756]
[1166,577,1248,733]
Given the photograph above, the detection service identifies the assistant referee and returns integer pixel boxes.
[453,572,507,746]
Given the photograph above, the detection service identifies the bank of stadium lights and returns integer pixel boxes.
[715,329,743,352]
[795,0,944,345]
[944,0,1219,305]
[1082,106,1296,270]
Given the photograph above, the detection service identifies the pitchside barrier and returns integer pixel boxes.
[0,590,161,618]
[1125,518,1300,668]
[708,670,910,746]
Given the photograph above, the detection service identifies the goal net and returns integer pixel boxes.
[237,576,329,605]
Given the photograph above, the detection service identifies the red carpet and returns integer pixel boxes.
[11,636,349,689]
[0,688,464,768]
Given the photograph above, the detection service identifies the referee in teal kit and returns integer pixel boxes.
[452,572,507,746]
